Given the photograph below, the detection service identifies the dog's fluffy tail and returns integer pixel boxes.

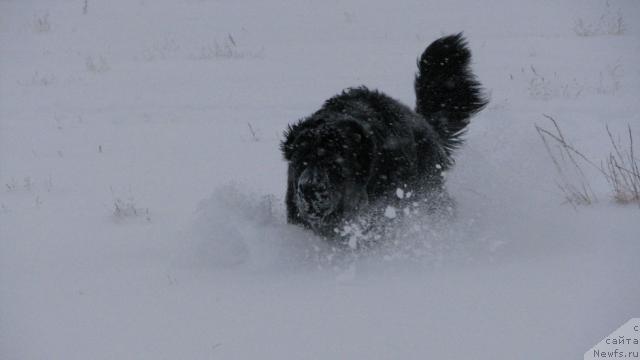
[414,33,487,155]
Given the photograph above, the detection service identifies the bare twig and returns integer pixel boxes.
[247,123,258,141]
[540,114,607,177]
[536,115,598,206]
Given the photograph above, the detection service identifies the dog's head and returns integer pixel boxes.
[282,119,375,230]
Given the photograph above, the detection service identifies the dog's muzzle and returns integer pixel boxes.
[295,166,337,221]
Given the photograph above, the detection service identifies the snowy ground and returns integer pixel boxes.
[1,0,639,359]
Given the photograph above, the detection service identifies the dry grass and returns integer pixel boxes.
[85,55,110,73]
[110,187,151,222]
[604,125,640,204]
[536,114,639,207]
[33,12,51,33]
[573,0,625,37]
[190,34,264,61]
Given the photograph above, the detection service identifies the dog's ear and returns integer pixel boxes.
[280,136,296,161]
[281,118,317,161]
[281,123,302,161]
[354,134,375,182]
[336,120,376,183]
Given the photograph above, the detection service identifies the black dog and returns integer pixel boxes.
[281,33,487,239]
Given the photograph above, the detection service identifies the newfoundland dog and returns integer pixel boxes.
[281,33,487,241]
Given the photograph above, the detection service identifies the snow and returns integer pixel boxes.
[384,205,398,219]
[1,0,639,359]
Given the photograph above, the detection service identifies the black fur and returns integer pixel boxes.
[281,34,487,239]
[415,33,487,155]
